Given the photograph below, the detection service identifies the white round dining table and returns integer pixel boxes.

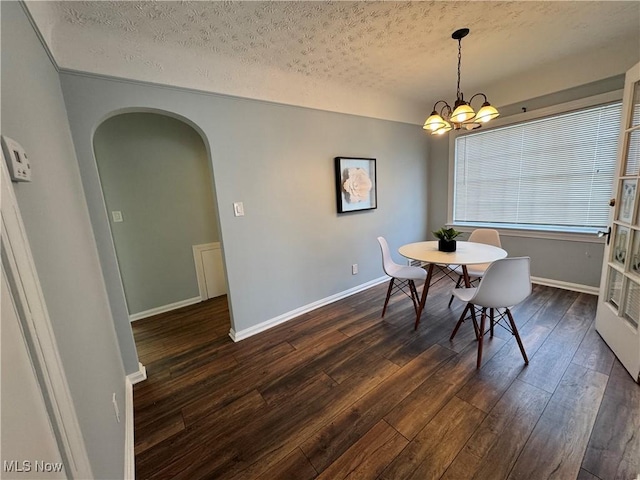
[398,240,507,329]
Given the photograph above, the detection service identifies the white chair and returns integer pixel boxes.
[450,256,531,369]
[448,228,502,307]
[377,237,427,322]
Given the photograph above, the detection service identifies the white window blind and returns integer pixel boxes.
[453,102,622,232]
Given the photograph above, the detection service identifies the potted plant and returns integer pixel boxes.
[433,227,462,252]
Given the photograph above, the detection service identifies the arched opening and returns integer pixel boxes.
[93,111,228,331]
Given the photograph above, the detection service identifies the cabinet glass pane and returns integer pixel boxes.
[607,268,623,309]
[613,225,630,266]
[625,129,640,176]
[631,229,640,277]
[623,279,639,328]
[619,179,637,223]
[632,81,640,127]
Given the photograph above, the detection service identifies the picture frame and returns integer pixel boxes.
[618,179,637,224]
[334,157,377,213]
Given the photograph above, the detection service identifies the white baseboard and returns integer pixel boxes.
[124,362,145,479]
[127,362,147,385]
[229,276,389,342]
[531,276,599,295]
[129,296,201,322]
[124,376,135,480]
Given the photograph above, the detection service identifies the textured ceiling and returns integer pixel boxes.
[25,1,640,124]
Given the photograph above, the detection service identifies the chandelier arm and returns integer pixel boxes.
[468,93,488,106]
[440,104,453,118]
[432,100,450,111]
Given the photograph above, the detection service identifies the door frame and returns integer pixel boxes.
[1,155,93,477]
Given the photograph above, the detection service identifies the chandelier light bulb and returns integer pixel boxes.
[475,103,500,123]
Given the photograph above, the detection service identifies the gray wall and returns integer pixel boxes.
[428,77,626,289]
[59,73,430,336]
[93,113,219,314]
[1,3,128,478]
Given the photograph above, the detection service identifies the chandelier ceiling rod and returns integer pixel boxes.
[423,28,500,136]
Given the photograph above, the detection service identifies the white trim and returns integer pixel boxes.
[1,156,93,478]
[124,377,135,480]
[126,361,147,385]
[450,225,605,244]
[123,362,146,479]
[229,276,389,341]
[129,296,201,322]
[531,276,599,296]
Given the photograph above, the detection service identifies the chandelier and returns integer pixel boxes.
[423,28,499,135]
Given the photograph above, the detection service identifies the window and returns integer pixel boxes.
[453,101,622,234]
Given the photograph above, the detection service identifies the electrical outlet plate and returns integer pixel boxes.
[1,135,31,182]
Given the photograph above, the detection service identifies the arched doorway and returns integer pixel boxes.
[93,112,227,324]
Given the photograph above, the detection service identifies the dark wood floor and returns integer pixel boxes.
[132,275,640,480]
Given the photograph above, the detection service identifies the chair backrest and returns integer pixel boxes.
[470,257,531,308]
[377,236,397,276]
[468,228,501,248]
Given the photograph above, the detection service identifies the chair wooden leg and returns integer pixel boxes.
[470,305,480,340]
[408,280,419,315]
[450,303,471,340]
[506,309,529,365]
[477,308,487,369]
[414,264,434,331]
[447,275,463,307]
[382,278,394,317]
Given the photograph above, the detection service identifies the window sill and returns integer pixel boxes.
[449,222,605,244]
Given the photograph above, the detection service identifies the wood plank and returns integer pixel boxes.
[576,468,602,480]
[165,355,400,479]
[178,330,349,425]
[316,420,408,480]
[135,389,267,476]
[443,379,550,480]
[455,317,551,413]
[383,337,505,440]
[508,363,608,480]
[517,293,596,393]
[253,448,317,480]
[299,344,454,473]
[581,360,640,480]
[134,412,185,456]
[379,396,485,480]
[571,320,615,375]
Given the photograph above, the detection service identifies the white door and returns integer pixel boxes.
[193,242,227,300]
[202,247,226,298]
[595,61,640,383]
[1,268,66,479]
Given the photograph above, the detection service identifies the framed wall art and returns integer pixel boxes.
[334,157,377,213]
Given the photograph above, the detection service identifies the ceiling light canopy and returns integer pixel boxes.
[424,28,499,135]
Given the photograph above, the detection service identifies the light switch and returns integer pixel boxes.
[112,211,123,223]
[233,202,245,217]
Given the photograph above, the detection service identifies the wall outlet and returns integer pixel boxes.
[111,211,123,223]
[352,264,358,275]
